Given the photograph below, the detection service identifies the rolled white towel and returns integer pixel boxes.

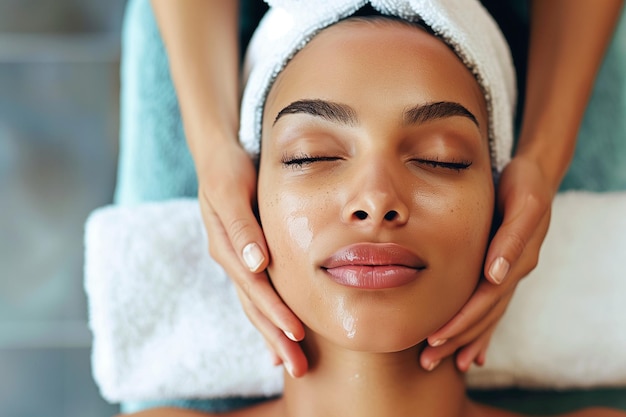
[466,191,626,389]
[85,199,282,402]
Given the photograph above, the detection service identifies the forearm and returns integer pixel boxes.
[151,0,240,169]
[517,0,624,193]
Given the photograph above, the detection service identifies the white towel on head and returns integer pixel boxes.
[239,0,516,175]
[85,192,626,402]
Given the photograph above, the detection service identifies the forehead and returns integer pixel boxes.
[264,17,489,133]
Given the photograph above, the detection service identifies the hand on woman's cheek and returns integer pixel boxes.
[422,155,551,372]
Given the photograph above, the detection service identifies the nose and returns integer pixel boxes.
[341,162,410,227]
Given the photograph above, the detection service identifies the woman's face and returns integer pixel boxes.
[257,19,494,352]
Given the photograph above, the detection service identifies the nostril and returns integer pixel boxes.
[384,210,398,221]
[354,210,368,220]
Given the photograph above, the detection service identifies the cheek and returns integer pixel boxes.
[261,191,315,248]
[259,184,326,295]
[448,182,494,285]
[418,179,494,279]
[453,190,493,248]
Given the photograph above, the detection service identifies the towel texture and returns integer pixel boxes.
[85,200,282,401]
[239,0,516,176]
[85,192,626,402]
[114,0,198,205]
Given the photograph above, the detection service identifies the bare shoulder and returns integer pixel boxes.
[116,399,283,417]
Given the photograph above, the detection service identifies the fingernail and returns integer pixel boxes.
[458,358,471,372]
[426,359,441,372]
[284,361,295,378]
[284,330,298,342]
[475,354,486,367]
[477,349,487,366]
[243,243,264,271]
[489,257,510,284]
[430,338,447,347]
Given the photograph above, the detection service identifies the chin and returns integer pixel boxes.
[342,331,427,354]
[302,295,442,354]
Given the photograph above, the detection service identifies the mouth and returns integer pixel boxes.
[321,243,427,289]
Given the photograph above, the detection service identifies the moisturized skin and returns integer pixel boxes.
[129,18,625,417]
[259,18,494,354]
[258,18,495,416]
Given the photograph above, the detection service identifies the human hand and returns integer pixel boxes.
[197,140,307,377]
[419,155,553,371]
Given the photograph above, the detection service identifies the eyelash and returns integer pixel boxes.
[281,153,472,172]
[413,158,473,172]
[281,153,341,169]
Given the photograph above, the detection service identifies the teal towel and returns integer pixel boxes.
[121,397,271,415]
[114,0,197,205]
[560,8,626,191]
[114,0,267,205]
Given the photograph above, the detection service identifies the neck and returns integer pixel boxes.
[280,334,470,417]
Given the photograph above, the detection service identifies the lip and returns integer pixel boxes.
[321,243,426,289]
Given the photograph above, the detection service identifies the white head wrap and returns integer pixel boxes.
[239,0,516,175]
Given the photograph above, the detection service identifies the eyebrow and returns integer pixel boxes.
[273,99,479,129]
[273,99,358,126]
[403,101,479,128]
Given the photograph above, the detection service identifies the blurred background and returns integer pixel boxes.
[0,0,125,416]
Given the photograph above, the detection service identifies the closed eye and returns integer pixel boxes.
[281,153,342,169]
[415,158,472,172]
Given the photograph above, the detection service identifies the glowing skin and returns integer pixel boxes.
[286,216,313,251]
[258,18,494,356]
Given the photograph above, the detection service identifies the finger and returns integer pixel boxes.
[427,278,513,345]
[202,202,305,341]
[237,287,308,377]
[475,341,490,366]
[455,325,496,372]
[485,191,551,285]
[200,186,270,273]
[236,269,305,342]
[236,288,279,362]
[270,348,282,366]
[421,295,508,371]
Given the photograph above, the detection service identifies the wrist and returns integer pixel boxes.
[195,134,243,172]
[178,88,239,147]
[513,134,572,195]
